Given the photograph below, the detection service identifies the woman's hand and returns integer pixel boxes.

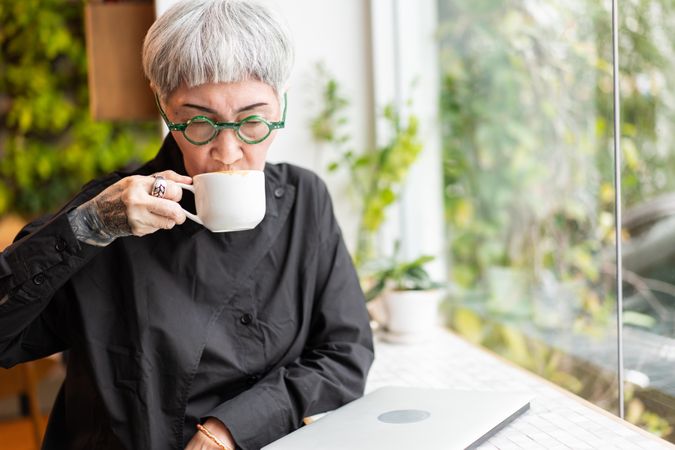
[185,418,237,450]
[67,170,191,246]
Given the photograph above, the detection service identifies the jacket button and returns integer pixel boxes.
[55,238,67,252]
[273,187,284,198]
[240,313,253,325]
[32,273,46,285]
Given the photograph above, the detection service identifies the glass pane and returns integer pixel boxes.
[438,0,623,430]
[619,0,675,441]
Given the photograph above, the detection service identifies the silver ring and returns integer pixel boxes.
[151,176,167,199]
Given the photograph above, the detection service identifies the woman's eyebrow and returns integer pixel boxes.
[182,102,269,115]
[183,103,218,114]
[236,102,269,113]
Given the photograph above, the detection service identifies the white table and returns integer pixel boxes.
[366,328,675,449]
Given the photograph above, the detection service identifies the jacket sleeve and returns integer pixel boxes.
[0,178,115,368]
[205,179,375,450]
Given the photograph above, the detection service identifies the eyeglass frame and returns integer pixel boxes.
[155,92,287,145]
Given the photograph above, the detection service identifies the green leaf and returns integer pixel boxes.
[1,0,160,218]
[623,311,656,329]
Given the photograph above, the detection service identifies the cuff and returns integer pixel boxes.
[1,210,101,305]
[205,384,291,450]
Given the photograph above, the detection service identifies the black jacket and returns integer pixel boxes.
[0,135,374,449]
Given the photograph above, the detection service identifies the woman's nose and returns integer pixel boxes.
[210,129,243,165]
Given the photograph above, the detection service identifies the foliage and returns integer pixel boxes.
[0,0,160,218]
[309,64,349,146]
[438,0,675,439]
[449,305,674,440]
[439,0,612,299]
[592,0,675,208]
[310,64,424,267]
[625,384,674,439]
[363,242,442,302]
[438,0,675,329]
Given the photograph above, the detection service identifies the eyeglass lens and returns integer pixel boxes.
[238,119,270,142]
[184,118,271,144]
[184,119,217,144]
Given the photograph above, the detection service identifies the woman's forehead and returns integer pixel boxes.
[170,80,277,106]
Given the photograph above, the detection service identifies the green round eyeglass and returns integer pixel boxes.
[155,93,287,145]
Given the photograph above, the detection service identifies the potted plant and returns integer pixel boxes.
[364,248,445,343]
[310,67,442,341]
[309,64,424,268]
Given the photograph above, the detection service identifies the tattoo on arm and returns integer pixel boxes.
[67,191,131,247]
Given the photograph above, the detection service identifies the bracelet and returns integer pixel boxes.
[196,423,233,450]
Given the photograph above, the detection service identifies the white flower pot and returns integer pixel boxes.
[382,289,442,344]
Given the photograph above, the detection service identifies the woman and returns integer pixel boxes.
[0,1,374,449]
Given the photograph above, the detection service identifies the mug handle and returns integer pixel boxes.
[176,183,203,226]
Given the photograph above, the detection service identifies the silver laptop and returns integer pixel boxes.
[263,386,531,450]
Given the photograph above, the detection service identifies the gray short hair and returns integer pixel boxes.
[143,0,294,100]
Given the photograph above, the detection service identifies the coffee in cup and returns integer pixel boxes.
[177,170,265,232]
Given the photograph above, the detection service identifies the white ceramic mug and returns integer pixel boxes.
[177,170,266,232]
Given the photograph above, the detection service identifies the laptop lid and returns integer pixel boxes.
[263,386,531,450]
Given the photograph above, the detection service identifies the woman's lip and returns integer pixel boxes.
[209,165,238,172]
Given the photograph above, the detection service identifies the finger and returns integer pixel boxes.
[141,175,181,202]
[154,170,192,184]
[161,180,183,202]
[146,197,187,224]
[126,199,184,235]
[128,175,164,199]
[127,211,177,236]
[146,173,187,202]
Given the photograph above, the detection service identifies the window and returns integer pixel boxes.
[429,0,675,440]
